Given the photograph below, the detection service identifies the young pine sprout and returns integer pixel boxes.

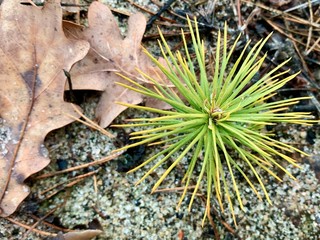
[112,17,317,225]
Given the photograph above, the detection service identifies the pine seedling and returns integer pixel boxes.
[112,17,316,224]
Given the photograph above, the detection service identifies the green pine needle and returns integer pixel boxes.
[112,17,317,225]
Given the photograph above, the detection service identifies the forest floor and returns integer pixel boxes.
[0,0,320,239]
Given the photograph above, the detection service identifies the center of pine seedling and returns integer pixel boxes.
[203,99,226,122]
[208,106,225,122]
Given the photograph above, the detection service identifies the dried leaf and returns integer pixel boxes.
[0,0,89,216]
[52,230,103,240]
[64,2,169,127]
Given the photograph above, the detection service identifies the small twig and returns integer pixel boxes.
[93,174,98,193]
[128,0,156,15]
[306,37,320,55]
[5,217,56,237]
[236,0,242,28]
[20,1,88,7]
[283,0,320,13]
[199,196,242,240]
[35,152,123,179]
[63,69,75,103]
[243,0,320,28]
[206,207,220,240]
[146,0,177,30]
[21,204,64,240]
[308,92,320,114]
[109,6,131,17]
[22,0,41,8]
[240,7,261,32]
[30,214,72,233]
[305,0,314,52]
[126,0,176,23]
[39,169,99,196]
[263,18,307,48]
[40,171,98,200]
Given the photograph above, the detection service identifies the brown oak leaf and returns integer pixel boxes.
[0,0,89,216]
[64,2,170,128]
